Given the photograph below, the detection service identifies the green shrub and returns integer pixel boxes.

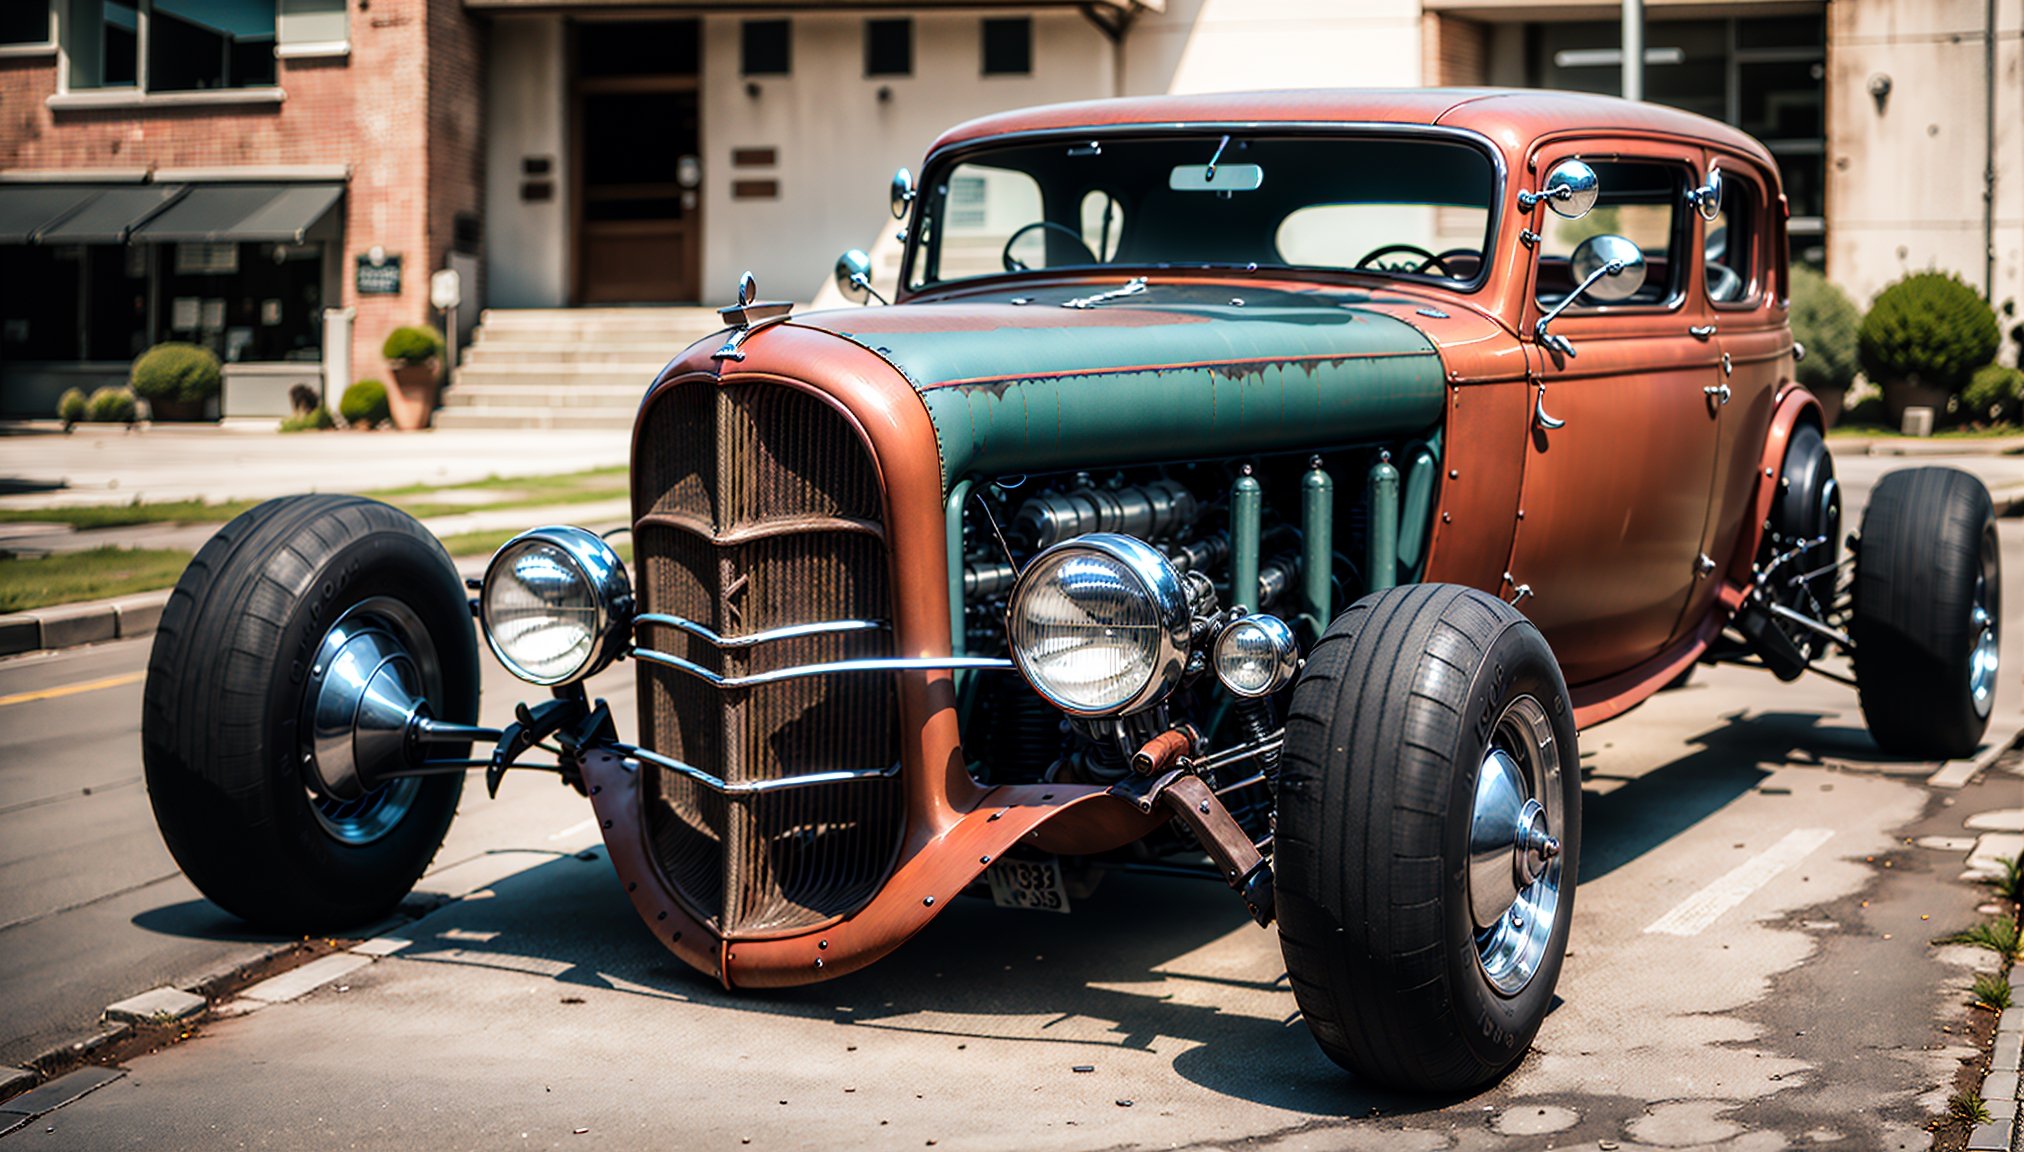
[1858,272,2000,392]
[1962,363,2024,423]
[84,386,137,423]
[340,379,391,426]
[130,342,223,404]
[1789,266,1861,398]
[382,325,444,366]
[56,387,87,424]
[279,406,335,433]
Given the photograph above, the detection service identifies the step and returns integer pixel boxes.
[442,384,646,408]
[431,405,637,431]
[475,312,726,335]
[472,323,719,342]
[460,343,686,366]
[453,364,662,390]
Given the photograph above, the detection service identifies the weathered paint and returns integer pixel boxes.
[1367,452,1400,593]
[1300,459,1334,635]
[795,290,1449,490]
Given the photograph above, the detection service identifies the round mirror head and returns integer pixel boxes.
[1692,166,1724,222]
[736,271,756,307]
[890,167,916,220]
[833,248,873,303]
[1543,160,1599,219]
[1570,234,1648,303]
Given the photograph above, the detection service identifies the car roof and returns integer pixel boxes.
[928,87,1776,169]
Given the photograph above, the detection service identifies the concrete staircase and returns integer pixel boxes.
[433,307,728,430]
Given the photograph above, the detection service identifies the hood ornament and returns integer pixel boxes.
[713,272,795,362]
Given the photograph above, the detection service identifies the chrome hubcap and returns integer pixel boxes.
[1970,572,1998,720]
[1467,695,1565,996]
[299,597,436,846]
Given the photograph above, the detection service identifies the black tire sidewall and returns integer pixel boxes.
[1439,619,1582,1070]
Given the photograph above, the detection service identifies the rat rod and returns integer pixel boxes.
[143,90,2000,1092]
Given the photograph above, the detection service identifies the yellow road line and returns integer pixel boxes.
[0,670,145,708]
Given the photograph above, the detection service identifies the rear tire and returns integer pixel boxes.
[1275,584,1580,1092]
[141,495,478,931]
[1851,467,2000,759]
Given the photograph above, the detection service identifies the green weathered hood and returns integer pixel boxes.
[793,284,1447,489]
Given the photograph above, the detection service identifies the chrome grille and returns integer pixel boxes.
[633,381,903,936]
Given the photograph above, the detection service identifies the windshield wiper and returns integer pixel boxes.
[1062,277,1149,310]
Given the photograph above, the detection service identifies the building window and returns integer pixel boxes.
[865,18,910,78]
[742,19,788,77]
[65,0,278,92]
[981,17,1030,76]
[1,3,53,48]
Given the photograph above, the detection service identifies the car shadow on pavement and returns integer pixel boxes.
[1580,707,1880,882]
[131,900,302,944]
[375,847,1462,1119]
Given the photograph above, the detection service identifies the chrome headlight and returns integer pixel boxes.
[1212,613,1300,698]
[1005,533,1189,717]
[480,526,633,686]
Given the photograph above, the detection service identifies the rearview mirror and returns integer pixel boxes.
[833,248,882,305]
[1521,160,1599,220]
[890,168,915,220]
[1686,166,1723,222]
[1569,234,1648,303]
[1168,163,1264,193]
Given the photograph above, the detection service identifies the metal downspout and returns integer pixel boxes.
[1622,0,1645,102]
[1986,0,1999,299]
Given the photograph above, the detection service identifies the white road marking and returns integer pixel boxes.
[547,817,599,842]
[1644,828,1835,937]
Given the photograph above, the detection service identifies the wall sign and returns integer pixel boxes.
[356,252,403,296]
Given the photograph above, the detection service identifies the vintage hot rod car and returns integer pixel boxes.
[143,90,2002,1092]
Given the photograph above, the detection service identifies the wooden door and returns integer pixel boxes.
[573,77,700,303]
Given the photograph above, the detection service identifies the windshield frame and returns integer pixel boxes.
[899,121,1509,300]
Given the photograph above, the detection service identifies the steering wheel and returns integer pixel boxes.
[1355,243,1453,277]
[1705,261,1744,303]
[1002,221,1098,272]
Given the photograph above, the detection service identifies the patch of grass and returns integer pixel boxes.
[0,547,192,613]
[1950,1088,1991,1127]
[1827,422,2024,440]
[1971,972,2013,1011]
[0,468,631,531]
[435,529,630,564]
[1987,856,2023,903]
[1940,918,2023,959]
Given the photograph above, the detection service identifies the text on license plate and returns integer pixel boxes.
[985,857,1071,914]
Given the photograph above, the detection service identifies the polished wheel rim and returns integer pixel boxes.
[299,597,435,846]
[1970,570,1998,720]
[1467,694,1565,996]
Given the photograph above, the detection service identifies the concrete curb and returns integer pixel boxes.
[0,590,170,659]
[1967,972,2023,1150]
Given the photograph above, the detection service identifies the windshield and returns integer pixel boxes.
[905,132,1497,292]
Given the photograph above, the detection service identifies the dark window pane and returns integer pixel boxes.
[865,18,910,77]
[577,19,698,78]
[741,19,788,76]
[580,91,695,222]
[84,245,146,360]
[104,0,139,87]
[1774,150,1825,220]
[149,0,274,91]
[1740,58,1823,141]
[982,17,1030,76]
[0,246,82,360]
[0,3,47,45]
[1737,15,1823,50]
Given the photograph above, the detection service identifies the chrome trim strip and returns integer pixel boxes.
[630,647,1015,688]
[619,743,899,796]
[633,612,888,649]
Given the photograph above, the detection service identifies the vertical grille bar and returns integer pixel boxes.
[634,380,903,936]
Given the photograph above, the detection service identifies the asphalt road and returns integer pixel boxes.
[1,453,2021,1149]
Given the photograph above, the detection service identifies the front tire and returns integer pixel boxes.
[142,495,479,931]
[1275,584,1580,1092]
[1852,467,2001,759]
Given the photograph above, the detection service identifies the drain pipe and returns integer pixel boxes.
[1622,0,1645,102]
[1985,0,1998,300]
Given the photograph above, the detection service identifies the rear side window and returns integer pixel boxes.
[1703,170,1761,307]
[1534,160,1687,309]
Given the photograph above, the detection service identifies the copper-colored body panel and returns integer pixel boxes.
[600,90,1806,986]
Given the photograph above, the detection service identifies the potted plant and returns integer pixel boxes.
[131,342,222,422]
[1788,266,1860,427]
[1858,272,1999,429]
[382,325,446,430]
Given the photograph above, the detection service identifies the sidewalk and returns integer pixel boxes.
[0,424,629,510]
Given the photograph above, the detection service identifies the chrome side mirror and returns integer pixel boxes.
[890,167,915,220]
[1533,234,1648,359]
[833,248,886,306]
[1686,166,1723,222]
[1519,159,1599,219]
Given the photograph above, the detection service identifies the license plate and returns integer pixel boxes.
[985,857,1072,914]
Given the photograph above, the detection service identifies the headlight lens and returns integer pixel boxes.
[1212,613,1300,698]
[1006,533,1189,717]
[481,527,633,685]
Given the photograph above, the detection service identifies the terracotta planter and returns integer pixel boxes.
[387,361,440,431]
[1881,377,1951,431]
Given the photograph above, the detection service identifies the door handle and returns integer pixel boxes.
[1535,387,1567,430]
[1689,324,1718,340]
[1703,383,1732,405]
